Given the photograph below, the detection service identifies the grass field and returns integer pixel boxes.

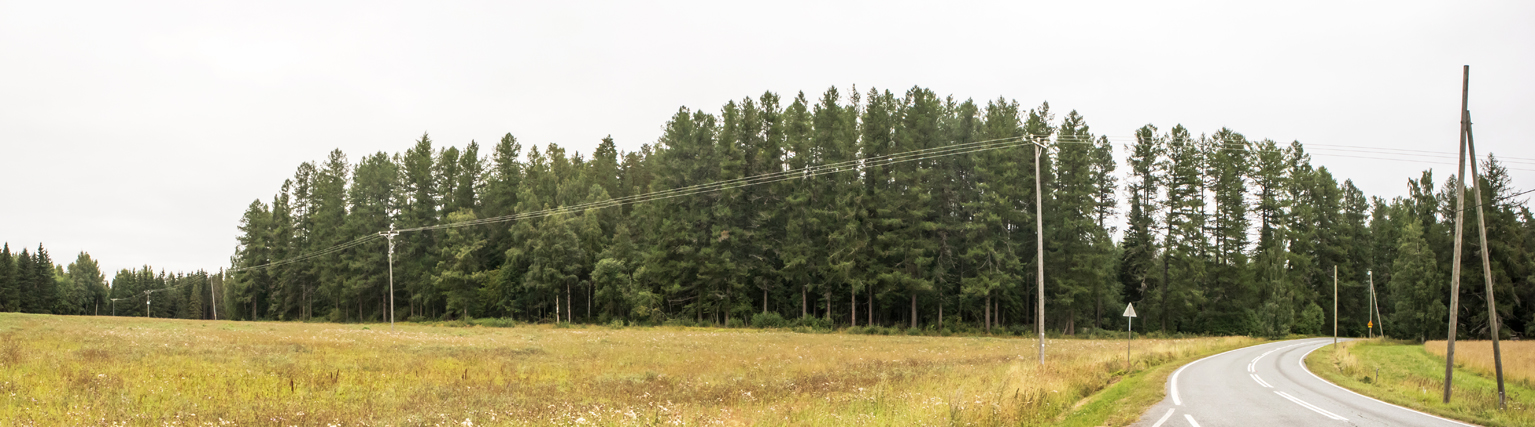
[1306,338,1535,427]
[0,313,1258,426]
[1426,340,1535,389]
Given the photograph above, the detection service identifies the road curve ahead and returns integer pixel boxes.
[1133,338,1477,427]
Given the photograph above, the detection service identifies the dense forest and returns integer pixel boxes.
[6,86,1531,341]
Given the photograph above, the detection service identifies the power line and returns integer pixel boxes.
[232,133,1053,273]
[228,133,1532,274]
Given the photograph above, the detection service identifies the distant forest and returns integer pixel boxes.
[7,86,1531,340]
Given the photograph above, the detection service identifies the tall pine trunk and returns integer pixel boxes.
[850,288,856,326]
[910,293,917,328]
[824,291,831,321]
[985,294,991,333]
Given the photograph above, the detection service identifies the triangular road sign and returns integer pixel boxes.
[1123,303,1137,318]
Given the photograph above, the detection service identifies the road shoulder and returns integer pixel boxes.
[1059,338,1264,427]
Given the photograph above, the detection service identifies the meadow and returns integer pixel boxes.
[0,313,1257,426]
[1307,338,1535,427]
[1426,340,1535,388]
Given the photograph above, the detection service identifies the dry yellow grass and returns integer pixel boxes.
[1426,340,1535,388]
[0,313,1258,426]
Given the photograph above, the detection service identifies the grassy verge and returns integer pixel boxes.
[1305,338,1535,427]
[1055,337,1263,427]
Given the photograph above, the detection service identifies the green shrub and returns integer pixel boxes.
[726,318,745,328]
[794,316,833,330]
[751,311,786,328]
[663,318,695,327]
[469,317,516,328]
[608,319,625,329]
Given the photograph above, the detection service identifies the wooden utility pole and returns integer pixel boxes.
[1035,142,1046,365]
[1333,265,1338,348]
[1464,110,1508,409]
[381,226,399,332]
[1444,65,1470,404]
[1368,271,1382,338]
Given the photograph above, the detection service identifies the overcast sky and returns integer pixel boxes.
[2,1,1532,279]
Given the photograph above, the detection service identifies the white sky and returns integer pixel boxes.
[2,1,1532,278]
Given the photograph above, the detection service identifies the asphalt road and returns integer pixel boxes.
[1133,338,1476,427]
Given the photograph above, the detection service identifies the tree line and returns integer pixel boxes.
[0,244,112,316]
[8,86,1530,341]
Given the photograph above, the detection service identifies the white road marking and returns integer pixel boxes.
[1170,342,1272,405]
[1249,342,1305,373]
[1184,414,1202,427]
[1297,343,1480,427]
[1275,391,1348,421]
[1150,408,1176,427]
[1251,373,1274,388]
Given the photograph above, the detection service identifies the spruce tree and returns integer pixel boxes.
[1389,222,1444,341]
[436,209,489,319]
[233,200,272,320]
[0,244,15,312]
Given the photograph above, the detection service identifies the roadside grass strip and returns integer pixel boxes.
[1305,338,1535,427]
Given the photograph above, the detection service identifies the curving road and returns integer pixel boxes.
[1134,338,1476,427]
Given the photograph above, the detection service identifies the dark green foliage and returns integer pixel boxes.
[4,84,1512,340]
[751,311,786,328]
[0,244,15,311]
[1389,222,1444,341]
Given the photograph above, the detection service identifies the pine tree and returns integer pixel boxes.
[778,92,821,320]
[313,149,351,320]
[1118,125,1163,322]
[824,88,865,327]
[286,162,318,319]
[1049,111,1113,334]
[268,181,296,319]
[1251,139,1295,336]
[347,152,399,321]
[961,98,1025,333]
[1201,128,1253,334]
[399,134,440,319]
[1162,125,1207,332]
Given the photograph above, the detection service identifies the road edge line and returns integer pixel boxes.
[1170,338,1303,406]
[1150,408,1175,427]
[1297,341,1481,427]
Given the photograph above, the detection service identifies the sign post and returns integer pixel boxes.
[1124,303,1137,371]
